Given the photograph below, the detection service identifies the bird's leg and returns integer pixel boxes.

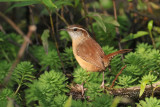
[81,82,84,96]
[100,71,105,89]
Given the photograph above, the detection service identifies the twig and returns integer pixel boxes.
[0,23,6,34]
[112,0,123,59]
[149,29,156,48]
[55,12,69,26]
[29,6,39,44]
[49,11,66,73]
[110,65,127,88]
[71,81,160,101]
[108,81,160,99]
[1,25,36,89]
[0,11,25,37]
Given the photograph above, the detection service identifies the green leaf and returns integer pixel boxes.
[74,0,80,7]
[139,80,149,97]
[153,26,160,34]
[6,1,41,13]
[41,29,50,53]
[121,31,148,43]
[54,1,72,8]
[137,97,160,107]
[111,97,121,107]
[102,16,120,27]
[64,95,72,107]
[148,20,153,31]
[42,0,57,10]
[88,13,106,32]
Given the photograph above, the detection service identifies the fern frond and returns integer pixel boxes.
[0,88,14,107]
[62,47,77,68]
[92,94,113,107]
[12,61,35,86]
[25,70,68,106]
[137,97,160,107]
[0,60,11,83]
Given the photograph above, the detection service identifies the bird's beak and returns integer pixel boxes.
[60,28,67,31]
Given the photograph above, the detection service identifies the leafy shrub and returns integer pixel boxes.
[92,94,113,107]
[25,70,68,106]
[72,100,88,107]
[137,97,160,107]
[0,60,11,84]
[12,61,35,87]
[0,88,14,107]
[62,47,77,69]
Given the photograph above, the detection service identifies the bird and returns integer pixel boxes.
[62,25,132,94]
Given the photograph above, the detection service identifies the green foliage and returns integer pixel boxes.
[137,97,160,107]
[71,94,113,107]
[25,70,68,106]
[116,75,138,87]
[91,20,116,47]
[88,13,107,32]
[121,31,149,43]
[73,67,89,84]
[40,49,61,71]
[124,43,160,75]
[64,95,72,107]
[12,61,35,86]
[141,73,157,83]
[1,0,160,106]
[62,47,77,69]
[92,94,113,107]
[85,83,103,100]
[72,100,88,107]
[115,43,160,88]
[41,29,50,53]
[0,32,23,61]
[31,45,61,71]
[60,30,71,47]
[0,88,14,107]
[148,20,153,31]
[139,73,157,97]
[54,94,68,107]
[0,60,11,83]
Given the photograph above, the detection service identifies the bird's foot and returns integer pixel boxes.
[80,84,84,96]
[100,81,105,89]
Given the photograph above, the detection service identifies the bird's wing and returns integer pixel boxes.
[76,37,105,70]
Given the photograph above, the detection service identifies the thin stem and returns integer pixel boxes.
[49,12,66,73]
[29,6,39,44]
[55,12,69,26]
[149,30,156,48]
[1,49,11,63]
[14,84,21,95]
[0,11,25,37]
[110,65,127,88]
[112,0,123,59]
[1,25,36,89]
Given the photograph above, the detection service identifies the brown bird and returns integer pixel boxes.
[63,25,131,93]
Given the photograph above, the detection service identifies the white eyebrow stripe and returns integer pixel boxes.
[69,27,87,32]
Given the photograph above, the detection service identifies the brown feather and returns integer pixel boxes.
[103,49,132,67]
[76,37,106,70]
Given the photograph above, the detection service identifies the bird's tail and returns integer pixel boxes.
[103,49,132,67]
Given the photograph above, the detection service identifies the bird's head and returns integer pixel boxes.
[62,25,89,40]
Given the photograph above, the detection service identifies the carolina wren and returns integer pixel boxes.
[63,25,131,90]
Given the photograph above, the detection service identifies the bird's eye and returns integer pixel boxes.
[73,28,77,31]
